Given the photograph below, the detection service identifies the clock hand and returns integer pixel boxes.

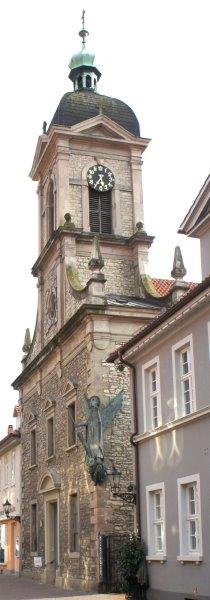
[96,175,104,186]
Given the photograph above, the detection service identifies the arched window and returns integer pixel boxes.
[78,76,83,90]
[86,75,91,88]
[89,188,112,234]
[47,180,54,238]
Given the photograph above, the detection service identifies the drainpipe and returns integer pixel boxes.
[116,351,141,536]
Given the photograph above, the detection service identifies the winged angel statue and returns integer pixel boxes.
[75,391,123,485]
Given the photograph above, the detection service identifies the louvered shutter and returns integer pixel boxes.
[89,189,112,234]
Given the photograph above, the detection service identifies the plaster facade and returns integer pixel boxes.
[0,432,21,574]
[118,285,210,599]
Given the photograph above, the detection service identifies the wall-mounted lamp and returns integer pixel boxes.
[3,499,12,518]
[107,465,136,504]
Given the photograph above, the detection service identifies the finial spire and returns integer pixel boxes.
[88,236,104,272]
[79,9,89,48]
[22,328,31,354]
[171,246,186,280]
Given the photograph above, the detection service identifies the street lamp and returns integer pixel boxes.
[107,465,137,504]
[3,499,12,518]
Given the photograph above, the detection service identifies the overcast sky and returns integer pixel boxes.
[0,0,209,437]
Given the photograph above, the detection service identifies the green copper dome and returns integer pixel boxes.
[69,46,95,70]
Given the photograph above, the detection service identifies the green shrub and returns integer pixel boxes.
[117,534,149,598]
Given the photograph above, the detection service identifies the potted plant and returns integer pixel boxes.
[117,534,149,600]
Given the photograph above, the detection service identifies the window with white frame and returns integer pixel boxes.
[146,482,166,559]
[177,474,202,560]
[142,357,161,431]
[4,456,8,488]
[172,335,196,419]
[11,451,15,484]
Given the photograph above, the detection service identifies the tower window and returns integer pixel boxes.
[47,180,55,238]
[89,188,112,234]
[78,76,83,90]
[86,75,91,88]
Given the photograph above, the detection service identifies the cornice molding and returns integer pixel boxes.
[134,405,210,444]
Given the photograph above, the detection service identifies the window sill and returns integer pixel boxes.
[134,406,210,444]
[146,554,166,563]
[46,455,56,462]
[177,555,203,564]
[69,552,80,559]
[66,444,77,453]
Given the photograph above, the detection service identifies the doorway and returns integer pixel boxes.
[45,498,59,582]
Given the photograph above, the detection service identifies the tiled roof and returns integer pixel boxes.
[107,276,210,364]
[50,90,140,137]
[151,278,196,297]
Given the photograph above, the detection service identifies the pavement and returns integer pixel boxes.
[0,574,125,600]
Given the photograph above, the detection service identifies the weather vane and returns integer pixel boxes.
[82,9,85,29]
[79,9,89,47]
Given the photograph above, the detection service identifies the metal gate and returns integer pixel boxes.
[99,533,125,592]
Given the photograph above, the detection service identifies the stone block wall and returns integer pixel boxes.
[20,332,134,590]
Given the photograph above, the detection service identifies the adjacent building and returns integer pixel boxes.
[108,178,210,600]
[0,417,21,574]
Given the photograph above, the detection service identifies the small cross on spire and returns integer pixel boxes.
[82,9,85,29]
[79,9,89,47]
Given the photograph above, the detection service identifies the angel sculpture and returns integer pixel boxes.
[74,391,123,485]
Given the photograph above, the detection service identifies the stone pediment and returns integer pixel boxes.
[39,468,61,493]
[83,125,123,138]
[44,398,56,413]
[28,411,37,424]
[30,114,150,181]
[62,378,78,398]
[70,114,137,141]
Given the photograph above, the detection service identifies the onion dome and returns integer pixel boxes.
[69,47,95,71]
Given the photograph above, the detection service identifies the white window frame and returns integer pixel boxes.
[146,482,166,562]
[11,451,15,485]
[177,474,203,563]
[4,456,9,488]
[142,356,162,432]
[172,334,196,419]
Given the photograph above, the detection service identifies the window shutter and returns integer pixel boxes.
[89,189,112,234]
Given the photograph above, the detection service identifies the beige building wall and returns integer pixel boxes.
[0,437,21,573]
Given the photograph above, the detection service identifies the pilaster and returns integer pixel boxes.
[130,148,144,228]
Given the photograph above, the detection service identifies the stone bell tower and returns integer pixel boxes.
[13,13,164,592]
[27,12,155,364]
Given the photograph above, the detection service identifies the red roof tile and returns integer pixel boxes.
[151,278,197,297]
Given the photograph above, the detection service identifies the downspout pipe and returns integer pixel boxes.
[116,350,141,536]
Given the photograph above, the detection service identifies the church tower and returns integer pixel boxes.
[13,14,164,591]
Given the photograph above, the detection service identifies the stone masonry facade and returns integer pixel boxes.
[14,94,156,591]
[20,319,134,590]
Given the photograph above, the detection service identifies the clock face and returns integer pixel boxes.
[87,164,115,192]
